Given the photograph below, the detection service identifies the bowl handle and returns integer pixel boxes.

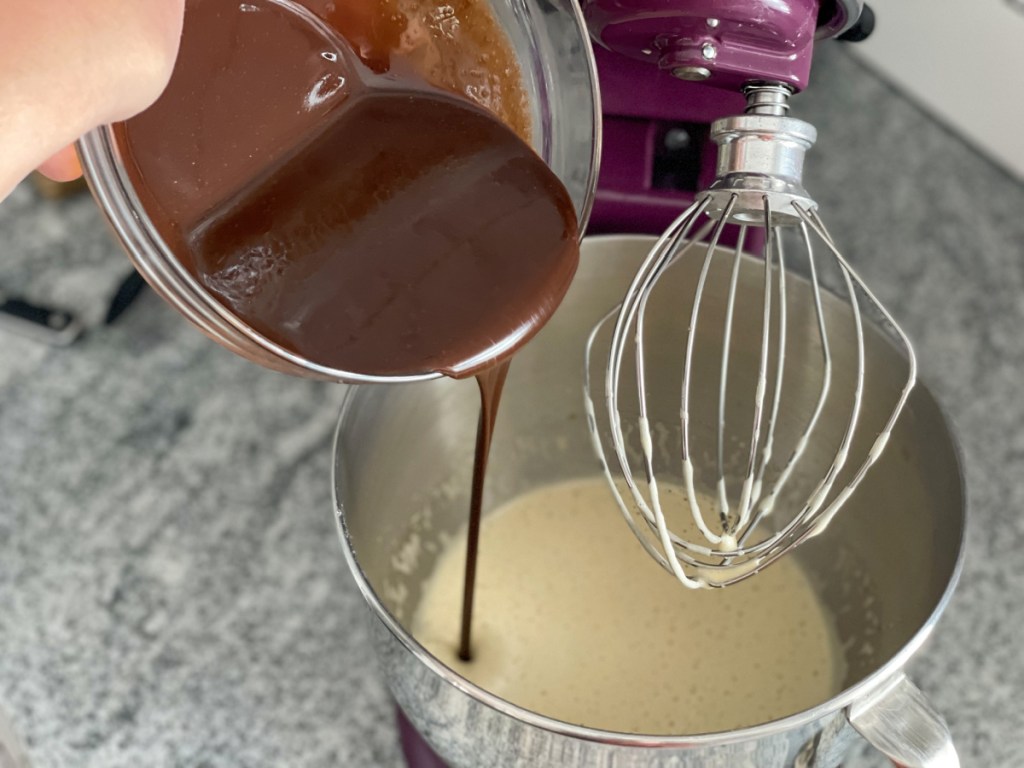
[847,673,959,767]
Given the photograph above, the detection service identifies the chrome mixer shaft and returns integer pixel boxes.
[584,84,916,588]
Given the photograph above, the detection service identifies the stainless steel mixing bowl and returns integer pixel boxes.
[333,235,965,767]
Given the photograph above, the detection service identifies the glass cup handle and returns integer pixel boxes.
[848,673,959,768]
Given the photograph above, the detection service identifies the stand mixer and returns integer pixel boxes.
[388,0,927,764]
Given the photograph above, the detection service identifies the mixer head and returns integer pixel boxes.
[582,3,915,588]
[581,0,865,92]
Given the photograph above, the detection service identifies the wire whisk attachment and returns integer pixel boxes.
[583,85,916,588]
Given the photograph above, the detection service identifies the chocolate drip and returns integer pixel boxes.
[458,362,511,661]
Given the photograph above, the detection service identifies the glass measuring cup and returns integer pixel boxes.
[78,0,600,384]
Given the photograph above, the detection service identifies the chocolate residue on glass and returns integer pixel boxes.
[306,0,531,141]
[114,0,578,378]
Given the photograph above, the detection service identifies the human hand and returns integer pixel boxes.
[0,0,186,200]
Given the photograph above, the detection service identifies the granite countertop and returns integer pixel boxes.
[0,46,1021,767]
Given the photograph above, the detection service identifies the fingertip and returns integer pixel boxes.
[37,146,84,183]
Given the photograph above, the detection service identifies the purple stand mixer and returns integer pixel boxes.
[397,0,875,764]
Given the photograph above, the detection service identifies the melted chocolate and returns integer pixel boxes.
[459,362,510,660]
[115,0,578,378]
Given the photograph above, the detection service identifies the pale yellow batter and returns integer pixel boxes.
[412,477,846,735]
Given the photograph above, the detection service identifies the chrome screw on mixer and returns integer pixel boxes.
[584,82,917,589]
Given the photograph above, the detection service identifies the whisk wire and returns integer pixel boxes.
[795,206,918,537]
[743,220,787,535]
[677,196,737,546]
[739,220,832,546]
[716,225,748,520]
[730,199,778,540]
[584,306,673,574]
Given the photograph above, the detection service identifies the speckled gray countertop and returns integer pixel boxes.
[0,46,1021,767]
